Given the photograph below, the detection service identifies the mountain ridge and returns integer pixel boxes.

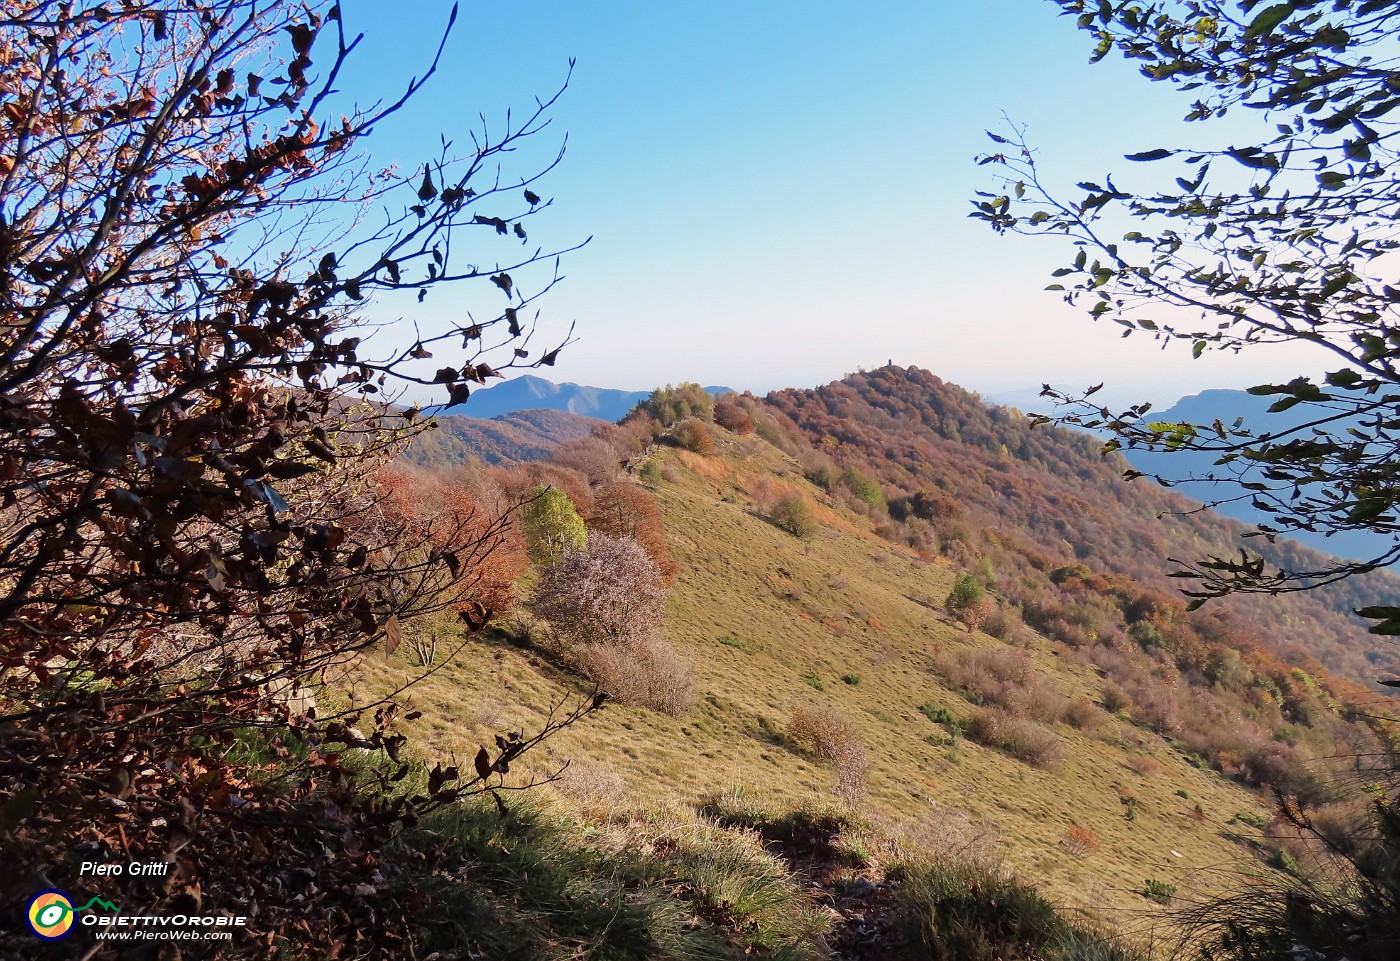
[400,408,601,467]
[444,374,734,423]
[360,365,1400,941]
[1118,387,1384,561]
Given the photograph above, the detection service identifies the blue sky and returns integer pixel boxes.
[337,1,1332,410]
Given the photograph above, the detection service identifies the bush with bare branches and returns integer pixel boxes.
[530,532,693,715]
[964,708,1063,767]
[788,703,870,803]
[575,636,695,716]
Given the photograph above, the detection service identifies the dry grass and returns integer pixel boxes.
[342,437,1282,923]
[1128,754,1162,777]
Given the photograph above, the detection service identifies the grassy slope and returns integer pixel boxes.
[347,428,1281,932]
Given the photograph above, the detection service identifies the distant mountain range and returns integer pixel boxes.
[443,375,733,423]
[1120,388,1384,562]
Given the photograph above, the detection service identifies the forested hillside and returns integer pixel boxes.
[759,366,1400,688]
[9,0,1399,957]
[341,371,1400,958]
[400,409,601,467]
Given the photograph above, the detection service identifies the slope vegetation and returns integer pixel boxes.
[338,367,1399,958]
[350,417,1391,935]
[399,408,601,467]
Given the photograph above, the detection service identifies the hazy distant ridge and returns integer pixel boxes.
[444,375,732,423]
[1121,388,1383,562]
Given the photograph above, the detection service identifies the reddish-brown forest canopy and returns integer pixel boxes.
[754,366,1399,796]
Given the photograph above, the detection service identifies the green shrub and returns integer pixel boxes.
[806,463,838,491]
[639,459,663,486]
[770,493,819,541]
[1179,787,1400,961]
[841,673,861,686]
[1141,879,1176,903]
[802,670,824,691]
[1127,621,1165,650]
[945,572,986,631]
[841,465,887,513]
[919,703,957,725]
[717,634,760,655]
[635,383,715,426]
[1232,810,1269,831]
[520,485,587,565]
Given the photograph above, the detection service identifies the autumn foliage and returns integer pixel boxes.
[586,480,678,583]
[374,465,529,616]
[0,3,595,956]
[760,366,1397,799]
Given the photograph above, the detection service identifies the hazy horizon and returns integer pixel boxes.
[337,1,1335,414]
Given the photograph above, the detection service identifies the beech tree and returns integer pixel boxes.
[972,0,1400,628]
[586,480,678,583]
[0,2,596,955]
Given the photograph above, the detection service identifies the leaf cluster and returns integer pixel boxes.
[974,1,1400,616]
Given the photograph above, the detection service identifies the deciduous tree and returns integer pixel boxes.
[586,480,677,583]
[973,4,1400,957]
[520,484,587,565]
[0,2,595,953]
[530,532,667,648]
[946,572,987,632]
[972,0,1400,626]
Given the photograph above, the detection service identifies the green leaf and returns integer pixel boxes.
[1319,272,1353,298]
[1244,4,1292,39]
[1357,606,1400,619]
[1343,139,1371,162]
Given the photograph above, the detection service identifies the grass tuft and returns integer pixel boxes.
[894,856,1147,961]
